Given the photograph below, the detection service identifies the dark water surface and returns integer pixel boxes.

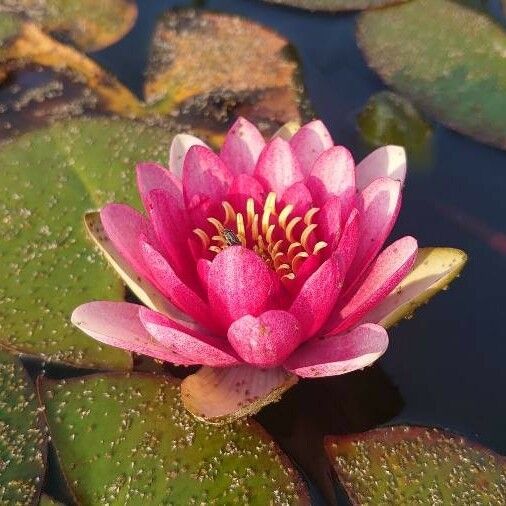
[91,0,506,502]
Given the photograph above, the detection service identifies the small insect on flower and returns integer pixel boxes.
[223,228,242,246]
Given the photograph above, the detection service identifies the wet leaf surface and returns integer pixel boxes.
[263,0,408,11]
[0,117,179,369]
[0,0,138,51]
[325,425,506,504]
[357,90,432,153]
[145,9,307,138]
[0,350,46,505]
[39,494,63,506]
[39,372,310,505]
[357,0,506,150]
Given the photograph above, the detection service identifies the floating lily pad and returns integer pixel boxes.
[145,9,307,138]
[263,0,407,11]
[357,0,506,150]
[325,425,506,504]
[0,350,46,505]
[357,91,431,152]
[0,0,138,51]
[39,373,310,504]
[0,117,180,369]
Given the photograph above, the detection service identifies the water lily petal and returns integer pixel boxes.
[169,133,208,179]
[183,145,234,224]
[335,208,360,276]
[71,302,195,365]
[181,365,298,423]
[208,246,277,329]
[227,173,266,211]
[136,162,183,212]
[139,307,240,367]
[306,146,356,217]
[284,324,388,378]
[254,137,304,195]
[356,145,406,191]
[140,241,215,330]
[220,117,265,176]
[361,247,467,328]
[317,196,341,247]
[281,181,313,216]
[228,310,303,368]
[290,253,342,338]
[326,236,418,335]
[345,177,402,286]
[289,119,334,176]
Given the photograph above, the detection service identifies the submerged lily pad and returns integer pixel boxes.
[0,117,179,369]
[40,373,309,504]
[263,0,407,11]
[0,350,46,505]
[357,0,506,150]
[325,425,506,504]
[0,0,138,51]
[357,91,432,152]
[145,9,307,138]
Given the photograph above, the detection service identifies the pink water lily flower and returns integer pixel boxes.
[72,117,420,422]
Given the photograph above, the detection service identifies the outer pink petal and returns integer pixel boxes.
[197,258,211,291]
[325,236,418,335]
[317,196,341,247]
[139,307,240,367]
[306,146,356,217]
[356,145,406,191]
[254,137,304,196]
[281,181,313,216]
[335,208,360,276]
[289,119,334,176]
[208,246,278,329]
[227,310,303,368]
[136,162,183,212]
[227,173,266,211]
[100,203,155,283]
[220,117,266,176]
[144,189,191,279]
[345,177,402,286]
[183,145,234,222]
[284,324,388,378]
[169,133,208,179]
[140,241,215,330]
[71,302,196,365]
[289,253,341,339]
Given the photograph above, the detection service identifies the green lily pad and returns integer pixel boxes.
[357,0,506,150]
[0,350,46,505]
[0,0,138,51]
[325,426,506,504]
[0,11,20,43]
[39,373,310,504]
[263,0,408,11]
[145,9,307,139]
[357,91,432,152]
[0,117,179,369]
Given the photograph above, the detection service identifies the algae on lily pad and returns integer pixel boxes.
[357,0,506,150]
[0,0,138,51]
[145,9,307,138]
[0,117,180,369]
[0,350,46,505]
[325,425,506,504]
[263,0,408,11]
[39,373,309,505]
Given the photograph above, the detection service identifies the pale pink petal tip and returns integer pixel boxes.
[356,145,406,191]
[169,133,208,179]
[284,324,388,378]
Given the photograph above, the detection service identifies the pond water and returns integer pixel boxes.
[46,0,506,503]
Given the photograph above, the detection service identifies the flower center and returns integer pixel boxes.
[193,192,328,281]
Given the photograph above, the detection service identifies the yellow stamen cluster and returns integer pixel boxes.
[193,192,328,281]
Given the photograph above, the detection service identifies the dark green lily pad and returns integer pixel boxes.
[325,426,506,504]
[0,350,46,505]
[0,117,179,369]
[263,0,407,11]
[357,90,431,151]
[145,9,307,138]
[0,0,138,51]
[357,0,506,150]
[39,373,310,504]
